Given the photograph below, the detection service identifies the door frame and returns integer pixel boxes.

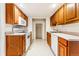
[35,23,43,39]
[33,19,46,40]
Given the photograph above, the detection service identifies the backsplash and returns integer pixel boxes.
[6,24,28,33]
[51,23,79,32]
[6,24,13,32]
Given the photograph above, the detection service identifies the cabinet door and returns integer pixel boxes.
[58,42,67,56]
[22,35,26,53]
[66,3,76,21]
[6,4,15,24]
[47,32,51,47]
[14,6,20,24]
[19,36,23,56]
[6,36,19,56]
[58,6,64,24]
[77,3,79,18]
[52,15,57,26]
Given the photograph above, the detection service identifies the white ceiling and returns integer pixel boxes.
[16,3,63,18]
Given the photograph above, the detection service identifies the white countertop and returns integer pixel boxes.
[6,33,25,35]
[51,33,79,41]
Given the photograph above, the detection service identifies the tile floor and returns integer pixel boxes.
[26,39,54,56]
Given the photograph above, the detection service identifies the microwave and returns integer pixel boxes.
[18,16,26,26]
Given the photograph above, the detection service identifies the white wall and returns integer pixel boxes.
[0,3,6,56]
[28,17,32,32]
[46,17,51,32]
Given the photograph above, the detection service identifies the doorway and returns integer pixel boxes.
[36,24,42,39]
[32,18,46,40]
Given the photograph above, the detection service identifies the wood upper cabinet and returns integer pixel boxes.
[14,6,21,24]
[57,6,64,25]
[50,14,57,26]
[6,3,28,26]
[66,3,76,21]
[50,3,79,26]
[6,35,26,56]
[6,4,15,24]
[77,3,79,18]
[6,4,20,24]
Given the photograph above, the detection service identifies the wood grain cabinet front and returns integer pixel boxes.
[66,3,76,21]
[47,32,51,47]
[50,3,79,26]
[58,37,79,56]
[58,42,67,56]
[6,3,28,26]
[58,6,64,25]
[6,4,19,24]
[6,35,26,56]
[6,36,20,56]
[58,37,68,56]
[6,4,15,24]
[50,14,57,26]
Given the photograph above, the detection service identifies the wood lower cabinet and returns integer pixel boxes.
[6,35,19,56]
[58,42,67,56]
[58,37,68,56]
[22,35,26,54]
[47,32,51,47]
[58,37,79,56]
[6,35,26,56]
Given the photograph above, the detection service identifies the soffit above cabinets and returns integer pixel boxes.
[15,3,64,18]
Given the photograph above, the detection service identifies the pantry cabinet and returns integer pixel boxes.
[6,3,28,26]
[6,35,26,56]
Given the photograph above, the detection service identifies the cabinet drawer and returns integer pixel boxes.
[58,37,68,46]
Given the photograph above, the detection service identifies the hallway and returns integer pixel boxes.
[26,39,54,56]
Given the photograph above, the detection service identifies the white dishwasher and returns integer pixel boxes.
[51,33,58,56]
